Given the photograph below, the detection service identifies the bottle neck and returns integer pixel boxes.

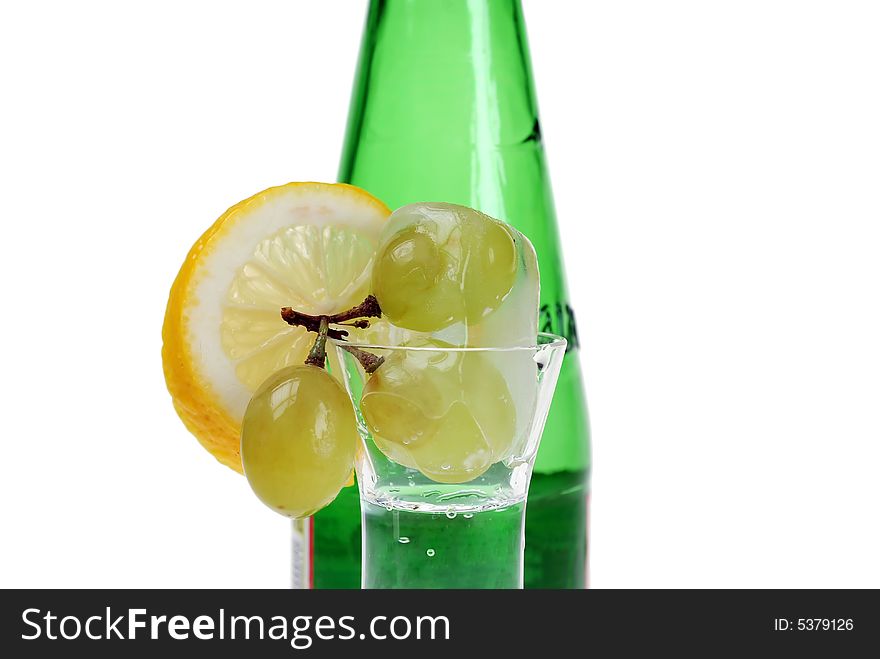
[350,0,537,139]
[366,0,527,32]
[367,0,529,50]
[341,0,541,208]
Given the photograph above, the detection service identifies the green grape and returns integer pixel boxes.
[360,340,517,483]
[408,401,494,483]
[241,365,358,519]
[372,435,419,470]
[360,345,457,448]
[459,351,518,462]
[371,203,518,332]
[458,213,520,323]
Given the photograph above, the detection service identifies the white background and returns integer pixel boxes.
[1,0,878,589]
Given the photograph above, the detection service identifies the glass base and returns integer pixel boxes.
[295,469,588,589]
[362,500,525,589]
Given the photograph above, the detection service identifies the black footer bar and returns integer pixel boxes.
[1,589,876,656]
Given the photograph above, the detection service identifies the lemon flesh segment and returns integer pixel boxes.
[222,223,377,392]
[162,182,390,472]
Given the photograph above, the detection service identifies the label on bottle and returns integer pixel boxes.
[291,517,313,589]
[585,493,591,589]
[540,302,579,351]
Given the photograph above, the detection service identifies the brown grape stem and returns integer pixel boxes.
[304,317,330,369]
[280,295,386,372]
[330,295,382,323]
[280,295,382,340]
[339,344,385,374]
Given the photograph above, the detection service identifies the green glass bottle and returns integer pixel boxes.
[300,0,591,589]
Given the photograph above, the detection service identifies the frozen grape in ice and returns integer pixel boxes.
[371,203,520,333]
[360,340,517,483]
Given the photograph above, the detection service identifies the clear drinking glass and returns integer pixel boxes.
[332,333,566,589]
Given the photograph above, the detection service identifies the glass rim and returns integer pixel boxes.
[329,331,567,353]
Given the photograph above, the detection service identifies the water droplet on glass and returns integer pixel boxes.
[398,537,410,544]
[385,504,393,512]
[440,464,451,471]
[426,549,435,557]
[463,513,474,519]
[445,510,457,519]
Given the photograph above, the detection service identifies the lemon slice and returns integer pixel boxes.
[162,182,390,472]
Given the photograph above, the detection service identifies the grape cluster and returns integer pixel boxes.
[241,202,536,517]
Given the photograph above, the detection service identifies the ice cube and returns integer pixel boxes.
[371,202,539,348]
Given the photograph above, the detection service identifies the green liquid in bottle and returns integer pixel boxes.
[304,0,591,589]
